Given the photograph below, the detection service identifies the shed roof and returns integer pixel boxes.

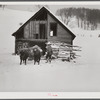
[12,6,76,39]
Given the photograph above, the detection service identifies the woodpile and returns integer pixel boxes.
[46,41,81,61]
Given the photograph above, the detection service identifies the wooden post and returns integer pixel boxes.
[47,14,49,41]
[29,21,31,38]
[69,46,72,61]
[45,20,47,39]
[15,39,17,54]
[34,19,36,38]
[38,20,40,39]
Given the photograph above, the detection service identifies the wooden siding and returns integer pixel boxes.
[24,20,47,39]
[47,14,72,44]
[24,22,30,38]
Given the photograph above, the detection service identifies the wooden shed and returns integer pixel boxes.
[12,6,76,54]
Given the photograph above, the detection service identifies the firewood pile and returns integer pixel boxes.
[47,41,81,61]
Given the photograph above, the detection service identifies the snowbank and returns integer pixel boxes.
[0,8,33,54]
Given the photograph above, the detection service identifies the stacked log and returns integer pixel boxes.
[46,41,81,60]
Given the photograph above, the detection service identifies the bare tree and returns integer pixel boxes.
[56,9,71,25]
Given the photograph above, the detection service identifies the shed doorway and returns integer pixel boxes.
[39,24,46,39]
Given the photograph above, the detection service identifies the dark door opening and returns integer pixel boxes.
[40,24,46,39]
[50,23,57,36]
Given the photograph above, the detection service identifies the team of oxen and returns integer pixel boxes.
[19,44,53,65]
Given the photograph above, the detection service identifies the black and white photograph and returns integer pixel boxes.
[1,1,100,95]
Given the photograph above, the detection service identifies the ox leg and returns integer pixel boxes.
[37,61,39,65]
[34,60,36,65]
[25,59,27,65]
[20,59,22,65]
[49,55,52,63]
[46,56,48,63]
[38,58,40,65]
[45,54,48,63]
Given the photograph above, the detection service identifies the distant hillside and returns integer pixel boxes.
[56,8,100,30]
[3,5,49,12]
[0,8,33,53]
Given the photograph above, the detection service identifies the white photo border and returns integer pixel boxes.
[0,1,100,99]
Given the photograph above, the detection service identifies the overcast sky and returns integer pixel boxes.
[6,5,100,14]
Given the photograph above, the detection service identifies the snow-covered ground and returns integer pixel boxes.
[0,8,100,92]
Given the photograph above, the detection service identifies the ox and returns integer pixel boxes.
[33,48,41,65]
[19,45,42,65]
[19,48,30,65]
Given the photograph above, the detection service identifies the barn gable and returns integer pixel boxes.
[12,6,76,40]
[47,13,73,44]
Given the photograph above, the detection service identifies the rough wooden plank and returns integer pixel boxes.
[24,23,30,38]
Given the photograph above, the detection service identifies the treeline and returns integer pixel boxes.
[56,7,100,30]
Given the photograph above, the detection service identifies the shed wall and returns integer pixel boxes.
[47,14,72,44]
[24,20,47,39]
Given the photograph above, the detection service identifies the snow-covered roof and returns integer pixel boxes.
[12,6,76,39]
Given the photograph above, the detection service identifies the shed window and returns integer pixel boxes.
[50,23,57,36]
